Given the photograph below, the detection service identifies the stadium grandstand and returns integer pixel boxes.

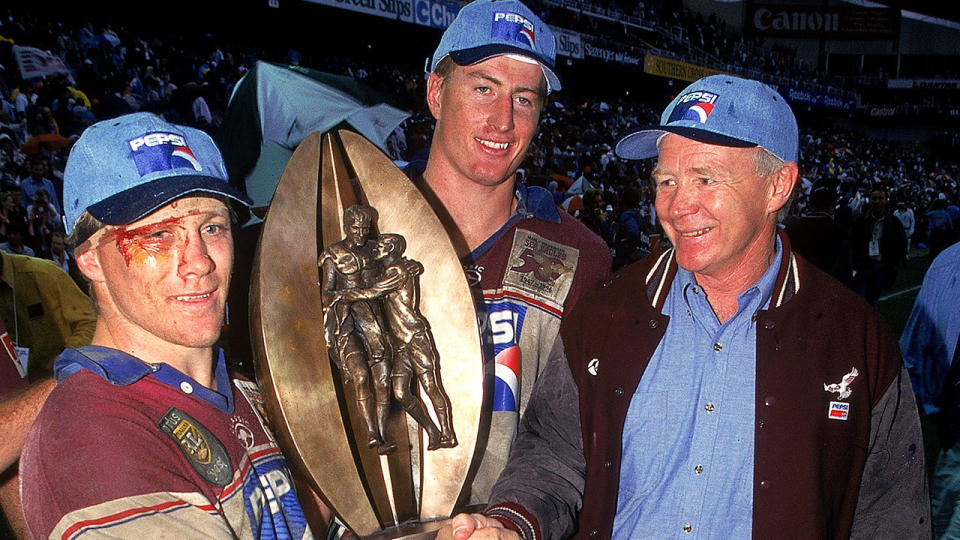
[0,0,959,537]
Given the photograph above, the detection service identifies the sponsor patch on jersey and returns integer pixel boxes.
[158,407,232,486]
[828,401,849,421]
[504,230,578,309]
[493,345,521,412]
[464,263,484,287]
[232,415,257,449]
[667,90,719,124]
[235,379,277,444]
[128,131,202,178]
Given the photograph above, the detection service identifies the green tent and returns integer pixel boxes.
[217,61,411,212]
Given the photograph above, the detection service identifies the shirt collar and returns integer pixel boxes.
[467,183,561,261]
[676,234,783,320]
[55,346,234,412]
[515,183,561,223]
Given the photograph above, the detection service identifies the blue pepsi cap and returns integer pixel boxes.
[615,74,798,163]
[428,0,561,93]
[63,112,251,236]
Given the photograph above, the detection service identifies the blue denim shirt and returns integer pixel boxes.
[900,241,960,416]
[613,237,782,539]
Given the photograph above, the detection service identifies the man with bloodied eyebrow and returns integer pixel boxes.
[18,112,328,539]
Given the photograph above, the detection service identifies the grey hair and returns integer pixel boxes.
[753,147,794,222]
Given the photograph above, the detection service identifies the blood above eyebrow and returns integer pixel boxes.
[103,213,201,267]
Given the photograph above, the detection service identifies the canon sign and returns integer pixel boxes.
[748,5,897,37]
[753,8,839,33]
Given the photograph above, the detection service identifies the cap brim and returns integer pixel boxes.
[86,175,253,226]
[615,126,757,160]
[449,45,561,92]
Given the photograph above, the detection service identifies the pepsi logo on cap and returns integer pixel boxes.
[128,131,203,177]
[492,12,536,48]
[668,91,719,124]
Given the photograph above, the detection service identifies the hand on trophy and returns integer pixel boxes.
[435,513,519,540]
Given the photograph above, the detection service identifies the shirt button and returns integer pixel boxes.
[589,529,599,537]
[760,480,770,488]
[764,396,776,406]
[695,464,703,474]
[180,381,194,394]
[764,320,776,329]
[614,386,624,397]
[683,524,692,533]
[705,402,715,412]
[604,461,613,469]
[713,342,722,352]
[648,319,658,328]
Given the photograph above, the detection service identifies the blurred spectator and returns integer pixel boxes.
[18,156,61,216]
[927,198,955,262]
[894,200,917,255]
[25,188,60,254]
[852,187,907,306]
[0,133,25,188]
[0,225,35,257]
[784,180,854,287]
[613,186,645,269]
[0,191,27,245]
[40,231,83,290]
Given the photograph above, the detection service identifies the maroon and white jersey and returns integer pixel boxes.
[464,184,611,502]
[20,346,312,540]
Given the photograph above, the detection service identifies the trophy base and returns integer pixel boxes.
[362,517,451,540]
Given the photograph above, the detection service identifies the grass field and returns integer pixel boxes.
[878,246,933,338]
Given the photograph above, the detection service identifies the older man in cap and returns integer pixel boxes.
[443,75,928,539]
[420,0,610,505]
[19,112,324,539]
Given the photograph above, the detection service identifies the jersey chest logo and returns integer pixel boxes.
[503,229,579,308]
[158,407,232,486]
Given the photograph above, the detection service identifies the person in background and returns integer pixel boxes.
[900,241,960,539]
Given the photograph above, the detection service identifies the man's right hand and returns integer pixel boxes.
[434,513,520,540]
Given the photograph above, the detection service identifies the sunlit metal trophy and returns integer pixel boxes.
[249,129,483,538]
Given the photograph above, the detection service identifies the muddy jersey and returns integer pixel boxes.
[20,346,312,540]
[465,184,611,503]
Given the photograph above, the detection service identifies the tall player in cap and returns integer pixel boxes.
[441,75,928,540]
[19,112,327,539]
[420,0,610,506]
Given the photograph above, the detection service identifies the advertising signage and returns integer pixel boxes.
[305,0,460,29]
[747,5,899,38]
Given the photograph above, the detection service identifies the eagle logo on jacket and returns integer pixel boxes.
[824,367,859,400]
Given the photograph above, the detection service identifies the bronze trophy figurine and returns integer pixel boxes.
[250,130,482,538]
[320,206,458,455]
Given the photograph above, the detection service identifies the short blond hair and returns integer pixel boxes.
[66,211,106,249]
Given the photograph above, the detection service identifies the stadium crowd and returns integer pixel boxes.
[0,3,956,282]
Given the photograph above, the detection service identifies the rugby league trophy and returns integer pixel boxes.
[250,129,483,538]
